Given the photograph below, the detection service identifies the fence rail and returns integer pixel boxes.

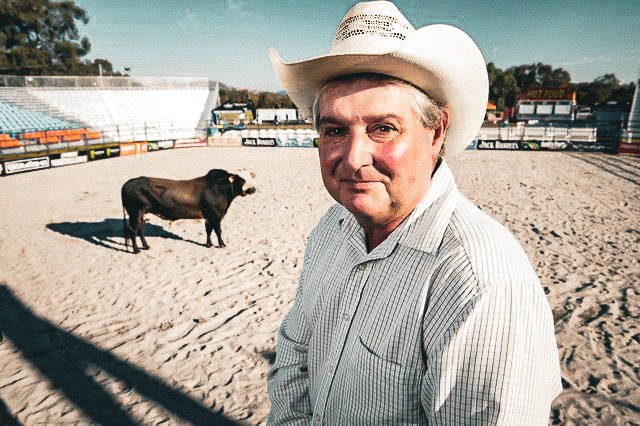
[476,126,598,143]
[0,75,212,89]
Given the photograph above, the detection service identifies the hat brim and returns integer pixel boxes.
[270,25,488,157]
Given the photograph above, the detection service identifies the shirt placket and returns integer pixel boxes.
[312,259,372,425]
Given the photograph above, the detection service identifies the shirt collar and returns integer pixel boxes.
[336,159,459,257]
[396,159,458,253]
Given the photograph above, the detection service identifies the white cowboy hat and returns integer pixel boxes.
[269,0,488,157]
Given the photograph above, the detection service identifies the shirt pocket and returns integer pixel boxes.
[344,336,422,424]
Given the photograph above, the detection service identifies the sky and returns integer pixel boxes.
[74,0,640,92]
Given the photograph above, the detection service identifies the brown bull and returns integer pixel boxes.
[121,169,256,253]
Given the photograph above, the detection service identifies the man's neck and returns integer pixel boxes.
[361,156,443,252]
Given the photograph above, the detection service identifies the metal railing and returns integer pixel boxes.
[0,75,212,89]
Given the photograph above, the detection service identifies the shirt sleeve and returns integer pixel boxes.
[267,267,313,424]
[421,274,563,425]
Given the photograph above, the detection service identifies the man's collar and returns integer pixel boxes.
[397,160,458,253]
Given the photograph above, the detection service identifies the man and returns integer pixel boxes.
[267,1,562,424]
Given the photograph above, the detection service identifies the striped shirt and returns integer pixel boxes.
[267,160,562,425]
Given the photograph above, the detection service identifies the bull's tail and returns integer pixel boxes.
[123,207,130,250]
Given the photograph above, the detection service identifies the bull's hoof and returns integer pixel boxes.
[205,242,213,248]
[141,246,150,250]
[218,243,226,248]
[132,249,141,254]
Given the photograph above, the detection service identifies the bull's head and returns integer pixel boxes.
[230,174,256,196]
[205,169,256,197]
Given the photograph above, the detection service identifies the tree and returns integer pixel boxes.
[487,63,519,110]
[506,62,572,89]
[574,74,636,107]
[0,0,121,76]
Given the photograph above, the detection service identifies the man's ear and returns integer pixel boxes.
[432,108,449,150]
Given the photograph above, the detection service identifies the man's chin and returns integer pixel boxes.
[342,195,385,222]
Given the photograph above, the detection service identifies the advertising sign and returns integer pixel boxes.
[521,87,573,101]
[157,140,175,149]
[243,137,276,146]
[51,154,88,167]
[174,138,207,148]
[119,142,148,157]
[4,156,50,174]
[89,146,120,160]
[477,140,520,150]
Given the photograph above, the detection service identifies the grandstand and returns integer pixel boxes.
[0,76,218,142]
[0,76,219,173]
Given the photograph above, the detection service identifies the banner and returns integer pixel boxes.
[4,156,50,174]
[571,142,617,153]
[88,146,120,160]
[119,142,148,157]
[477,140,520,150]
[521,87,573,100]
[174,138,207,148]
[243,137,276,146]
[51,154,88,167]
[275,135,315,147]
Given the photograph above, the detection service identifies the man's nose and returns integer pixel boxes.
[343,129,373,172]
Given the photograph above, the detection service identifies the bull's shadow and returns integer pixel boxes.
[0,284,243,425]
[46,218,204,252]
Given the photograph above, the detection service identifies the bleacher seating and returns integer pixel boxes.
[26,88,211,142]
[0,99,77,133]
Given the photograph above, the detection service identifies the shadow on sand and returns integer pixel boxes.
[0,284,242,425]
[46,218,204,252]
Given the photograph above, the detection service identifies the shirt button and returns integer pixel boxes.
[313,415,321,425]
[342,313,350,321]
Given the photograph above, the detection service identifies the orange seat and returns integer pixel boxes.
[63,133,83,141]
[0,138,22,148]
[43,135,60,144]
[21,131,45,140]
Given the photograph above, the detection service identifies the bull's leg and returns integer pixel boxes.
[138,216,150,250]
[127,212,143,253]
[129,225,141,254]
[212,219,225,248]
[205,222,214,248]
[204,220,225,248]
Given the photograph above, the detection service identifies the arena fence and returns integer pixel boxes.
[0,76,212,90]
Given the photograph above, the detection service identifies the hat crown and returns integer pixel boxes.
[330,1,415,55]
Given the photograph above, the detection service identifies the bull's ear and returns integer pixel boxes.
[229,175,235,184]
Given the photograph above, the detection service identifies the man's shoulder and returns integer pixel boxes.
[441,196,538,285]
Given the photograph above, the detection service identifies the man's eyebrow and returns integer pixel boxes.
[318,117,343,126]
[318,114,404,126]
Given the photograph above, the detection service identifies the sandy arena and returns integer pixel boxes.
[0,147,638,425]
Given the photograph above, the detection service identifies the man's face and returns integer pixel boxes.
[317,78,444,233]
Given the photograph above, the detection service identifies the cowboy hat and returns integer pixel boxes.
[269,0,488,157]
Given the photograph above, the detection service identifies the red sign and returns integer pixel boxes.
[520,87,573,101]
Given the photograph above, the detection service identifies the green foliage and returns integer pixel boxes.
[219,87,295,109]
[0,0,122,76]
[487,62,636,110]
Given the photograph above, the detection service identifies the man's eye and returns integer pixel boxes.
[322,127,345,137]
[369,125,398,139]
